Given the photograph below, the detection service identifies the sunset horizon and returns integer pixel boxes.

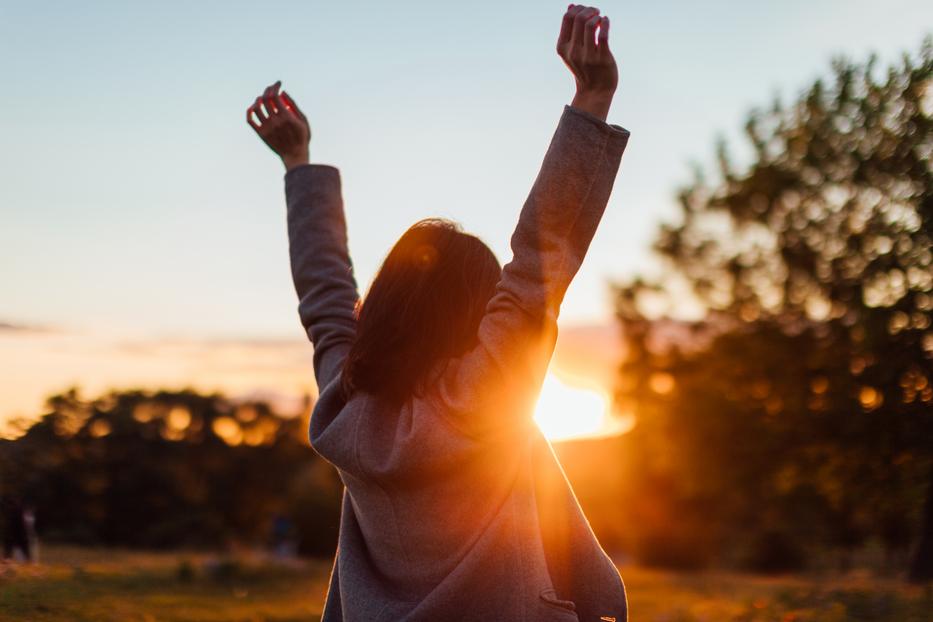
[0,319,628,441]
[2,2,932,618]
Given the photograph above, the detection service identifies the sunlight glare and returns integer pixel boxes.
[534,373,611,441]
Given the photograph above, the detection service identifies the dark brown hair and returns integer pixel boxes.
[341,218,501,404]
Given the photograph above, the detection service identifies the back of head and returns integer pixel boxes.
[342,219,501,404]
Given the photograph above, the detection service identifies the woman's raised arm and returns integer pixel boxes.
[247,83,360,390]
[434,5,630,436]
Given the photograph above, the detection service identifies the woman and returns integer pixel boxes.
[247,5,630,620]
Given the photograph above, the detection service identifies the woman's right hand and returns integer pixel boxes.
[557,5,618,121]
[247,81,311,171]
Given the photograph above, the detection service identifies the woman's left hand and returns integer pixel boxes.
[247,81,311,171]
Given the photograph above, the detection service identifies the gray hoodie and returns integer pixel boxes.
[285,105,630,621]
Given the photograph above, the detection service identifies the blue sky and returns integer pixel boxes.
[2,0,932,340]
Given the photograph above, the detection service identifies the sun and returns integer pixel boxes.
[533,373,616,441]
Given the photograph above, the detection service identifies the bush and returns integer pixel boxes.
[743,529,807,573]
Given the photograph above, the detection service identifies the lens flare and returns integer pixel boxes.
[533,373,614,441]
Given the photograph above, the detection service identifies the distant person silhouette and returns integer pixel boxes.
[1,494,31,563]
[248,5,630,620]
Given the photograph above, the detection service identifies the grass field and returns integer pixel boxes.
[1,547,930,621]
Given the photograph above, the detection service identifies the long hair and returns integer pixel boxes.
[341,218,501,404]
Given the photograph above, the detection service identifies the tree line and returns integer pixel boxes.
[0,388,341,557]
[613,39,932,581]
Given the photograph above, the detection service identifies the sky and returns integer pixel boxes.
[1,0,931,425]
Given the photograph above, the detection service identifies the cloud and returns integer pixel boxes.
[0,320,50,333]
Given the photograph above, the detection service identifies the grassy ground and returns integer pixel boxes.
[0,546,930,621]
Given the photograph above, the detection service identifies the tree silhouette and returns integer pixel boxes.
[0,388,341,555]
[615,40,932,579]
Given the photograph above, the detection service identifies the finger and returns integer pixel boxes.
[263,83,280,115]
[557,5,576,47]
[246,105,261,130]
[571,7,598,48]
[272,94,290,120]
[253,96,268,123]
[270,80,282,111]
[584,12,600,52]
[249,102,267,128]
[598,16,610,52]
[281,91,295,113]
[282,92,307,123]
[567,4,587,17]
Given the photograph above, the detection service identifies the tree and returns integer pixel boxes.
[615,40,932,578]
[0,388,341,555]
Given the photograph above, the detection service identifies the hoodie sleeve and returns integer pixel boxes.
[285,164,360,390]
[434,105,630,437]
